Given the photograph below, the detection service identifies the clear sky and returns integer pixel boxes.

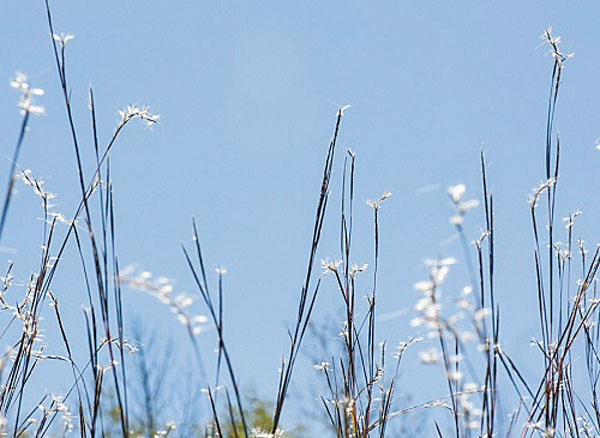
[2,0,600,433]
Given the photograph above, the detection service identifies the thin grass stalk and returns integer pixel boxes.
[0,111,30,247]
[270,107,346,433]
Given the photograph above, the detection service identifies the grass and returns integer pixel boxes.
[1,2,599,437]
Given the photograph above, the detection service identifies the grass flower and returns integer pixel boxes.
[447,184,478,226]
[117,104,160,129]
[52,32,74,47]
[10,72,45,115]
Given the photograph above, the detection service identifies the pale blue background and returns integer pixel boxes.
[2,1,600,434]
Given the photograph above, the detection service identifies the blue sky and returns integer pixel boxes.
[3,0,600,433]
